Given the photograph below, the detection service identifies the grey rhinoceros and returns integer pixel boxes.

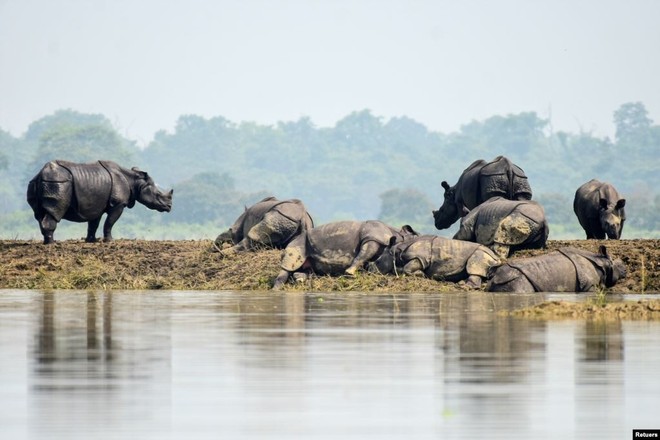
[369,235,501,288]
[433,156,532,230]
[214,196,314,254]
[486,246,626,293]
[573,179,626,240]
[453,197,549,258]
[272,220,417,289]
[27,160,173,244]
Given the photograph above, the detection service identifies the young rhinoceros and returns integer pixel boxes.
[215,196,314,255]
[453,197,549,258]
[272,220,417,290]
[573,179,626,239]
[27,160,173,244]
[369,235,501,289]
[486,246,626,293]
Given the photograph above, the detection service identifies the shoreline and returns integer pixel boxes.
[1,238,657,293]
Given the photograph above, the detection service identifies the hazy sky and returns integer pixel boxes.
[1,0,659,145]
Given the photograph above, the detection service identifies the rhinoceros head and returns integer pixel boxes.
[132,168,173,212]
[598,245,627,287]
[599,198,626,240]
[368,229,417,275]
[432,181,461,230]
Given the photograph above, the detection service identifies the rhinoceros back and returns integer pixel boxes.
[473,198,547,246]
[306,221,362,272]
[494,252,579,292]
[240,197,281,234]
[56,161,113,221]
[428,236,493,278]
[479,156,532,202]
[492,248,600,292]
[272,199,313,229]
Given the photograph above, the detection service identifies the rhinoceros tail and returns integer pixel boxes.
[26,177,39,215]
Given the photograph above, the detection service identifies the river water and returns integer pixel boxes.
[0,290,659,439]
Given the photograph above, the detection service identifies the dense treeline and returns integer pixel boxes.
[1,103,658,240]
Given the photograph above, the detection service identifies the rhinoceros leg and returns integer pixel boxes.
[465,275,484,289]
[345,241,383,276]
[402,259,426,277]
[465,249,501,289]
[86,217,101,242]
[490,275,536,293]
[247,212,298,249]
[39,214,58,244]
[273,269,291,290]
[486,266,536,293]
[102,205,125,242]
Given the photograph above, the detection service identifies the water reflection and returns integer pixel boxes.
[0,290,658,440]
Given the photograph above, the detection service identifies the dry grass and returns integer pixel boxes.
[1,238,658,293]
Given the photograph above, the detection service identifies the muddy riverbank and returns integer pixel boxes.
[1,238,657,293]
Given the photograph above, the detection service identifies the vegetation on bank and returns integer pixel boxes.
[1,239,657,294]
[506,299,660,320]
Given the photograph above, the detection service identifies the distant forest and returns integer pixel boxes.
[1,102,658,240]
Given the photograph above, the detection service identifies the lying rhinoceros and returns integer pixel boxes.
[27,160,173,244]
[369,235,501,288]
[573,179,626,239]
[272,220,417,289]
[215,196,314,254]
[433,156,532,230]
[486,246,626,293]
[453,197,549,258]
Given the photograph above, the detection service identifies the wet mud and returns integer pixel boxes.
[1,238,657,294]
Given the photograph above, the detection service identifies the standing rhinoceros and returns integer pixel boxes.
[27,160,173,244]
[369,235,501,288]
[272,220,417,289]
[453,197,549,258]
[486,246,626,293]
[433,156,532,230]
[573,179,626,240]
[214,196,314,254]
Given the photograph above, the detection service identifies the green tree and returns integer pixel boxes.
[29,125,136,174]
[378,188,435,233]
[24,109,115,145]
[140,115,241,187]
[453,112,548,160]
[0,136,13,213]
[0,129,29,213]
[166,172,268,226]
[611,102,659,188]
[614,102,652,144]
[534,192,574,225]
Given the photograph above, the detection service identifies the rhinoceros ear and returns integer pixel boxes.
[616,199,626,209]
[599,198,608,209]
[400,225,418,236]
[441,181,450,191]
[388,236,398,247]
[598,245,608,258]
[131,167,149,179]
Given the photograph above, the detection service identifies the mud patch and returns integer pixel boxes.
[0,238,658,292]
[507,299,660,320]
